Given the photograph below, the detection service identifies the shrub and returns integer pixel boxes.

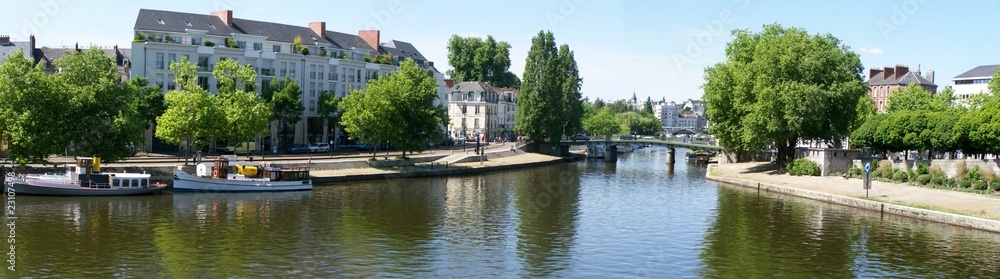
[203,40,215,47]
[979,167,996,185]
[955,161,968,181]
[786,158,820,176]
[916,163,929,175]
[960,180,973,189]
[930,176,944,186]
[973,180,989,191]
[969,165,982,181]
[877,161,893,179]
[225,38,237,48]
[992,181,1000,192]
[849,166,863,177]
[892,170,907,182]
[945,178,956,187]
[928,166,945,178]
[916,174,931,185]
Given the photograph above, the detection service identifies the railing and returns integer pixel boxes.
[260,68,273,76]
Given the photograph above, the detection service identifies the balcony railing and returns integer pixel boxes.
[260,68,274,76]
[197,64,213,72]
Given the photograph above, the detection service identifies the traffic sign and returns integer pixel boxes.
[864,162,871,173]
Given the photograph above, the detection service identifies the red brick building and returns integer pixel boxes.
[866,65,937,112]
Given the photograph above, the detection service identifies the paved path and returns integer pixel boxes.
[310,152,562,177]
[714,162,1000,221]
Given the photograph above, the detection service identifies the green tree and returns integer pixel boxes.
[446,35,520,88]
[990,66,1000,97]
[56,48,147,162]
[155,56,225,163]
[0,49,70,164]
[643,97,654,114]
[606,99,633,114]
[316,90,341,149]
[583,108,621,137]
[616,111,644,135]
[886,84,949,113]
[935,86,956,109]
[703,24,866,164]
[341,59,444,158]
[130,77,166,129]
[213,59,271,156]
[558,44,585,136]
[851,95,876,132]
[592,98,606,111]
[515,30,565,147]
[262,77,304,149]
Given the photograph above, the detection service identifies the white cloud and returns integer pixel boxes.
[859,47,884,55]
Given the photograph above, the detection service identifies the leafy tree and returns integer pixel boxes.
[213,59,271,156]
[606,99,633,114]
[703,24,866,164]
[130,77,166,129]
[516,30,577,147]
[56,48,147,162]
[935,86,956,109]
[155,56,225,163]
[990,66,1000,97]
[592,98,606,111]
[850,95,876,132]
[341,59,444,158]
[262,77,304,149]
[643,97,654,114]
[583,107,621,137]
[0,49,70,164]
[559,44,585,136]
[886,84,949,113]
[446,35,520,88]
[316,90,341,149]
[616,111,643,135]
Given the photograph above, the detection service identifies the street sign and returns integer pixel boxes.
[864,162,871,173]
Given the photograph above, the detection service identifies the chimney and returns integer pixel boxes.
[29,34,35,60]
[358,30,380,50]
[211,10,233,26]
[926,69,935,84]
[869,68,882,80]
[309,22,326,37]
[445,78,454,88]
[0,35,9,45]
[882,66,894,81]
[75,42,79,52]
[895,65,909,79]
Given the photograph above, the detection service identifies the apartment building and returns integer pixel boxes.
[497,88,518,139]
[448,82,500,140]
[131,9,446,151]
[951,64,997,101]
[866,65,937,112]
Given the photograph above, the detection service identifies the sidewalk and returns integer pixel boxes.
[710,162,1000,229]
[309,152,562,183]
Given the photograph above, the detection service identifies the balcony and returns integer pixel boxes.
[260,68,274,76]
[197,63,213,72]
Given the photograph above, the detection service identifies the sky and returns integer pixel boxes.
[4,0,1000,103]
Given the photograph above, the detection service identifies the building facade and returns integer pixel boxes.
[866,65,937,112]
[131,9,445,151]
[951,64,997,102]
[654,99,707,134]
[497,88,518,139]
[447,82,500,140]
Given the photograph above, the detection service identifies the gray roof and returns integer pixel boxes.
[382,40,427,63]
[0,41,31,63]
[452,81,496,93]
[134,9,378,51]
[953,65,998,79]
[867,71,936,86]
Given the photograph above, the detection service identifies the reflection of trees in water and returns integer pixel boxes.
[11,196,170,277]
[514,163,582,277]
[700,186,858,278]
[701,186,1000,278]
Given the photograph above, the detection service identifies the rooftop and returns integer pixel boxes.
[953,65,998,80]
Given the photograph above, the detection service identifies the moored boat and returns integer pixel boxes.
[3,157,166,196]
[172,156,312,192]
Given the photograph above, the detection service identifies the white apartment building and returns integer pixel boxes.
[497,88,518,139]
[131,9,446,152]
[952,65,997,101]
[448,82,499,140]
[654,99,707,134]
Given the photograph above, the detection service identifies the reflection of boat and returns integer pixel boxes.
[3,157,166,196]
[686,150,716,164]
[172,156,312,192]
[616,144,635,153]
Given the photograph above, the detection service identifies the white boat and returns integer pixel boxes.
[585,145,606,158]
[3,157,166,196]
[172,157,312,192]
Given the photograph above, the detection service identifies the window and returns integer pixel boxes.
[309,82,316,98]
[198,76,209,90]
[167,54,176,67]
[236,41,247,49]
[318,83,324,95]
[318,68,324,81]
[253,42,263,51]
[167,75,175,90]
[475,105,480,114]
[273,45,281,53]
[289,63,296,78]
[208,24,216,30]
[155,53,164,69]
[261,79,271,90]
[197,56,209,71]
[309,100,315,112]
[191,38,202,45]
[475,119,479,129]
[357,70,361,82]
[155,75,164,92]
[310,65,316,79]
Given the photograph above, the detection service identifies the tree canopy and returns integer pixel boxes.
[155,56,225,162]
[340,59,446,158]
[583,107,621,137]
[0,49,71,164]
[515,30,584,147]
[703,24,866,164]
[446,35,520,88]
[262,77,304,148]
[886,84,949,113]
[213,58,271,154]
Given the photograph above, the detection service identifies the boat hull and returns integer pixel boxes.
[172,169,312,192]
[5,181,165,196]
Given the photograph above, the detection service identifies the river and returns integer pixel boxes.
[4,146,999,277]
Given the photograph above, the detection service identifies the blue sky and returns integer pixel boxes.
[4,0,1000,102]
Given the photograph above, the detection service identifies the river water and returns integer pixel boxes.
[4,146,999,278]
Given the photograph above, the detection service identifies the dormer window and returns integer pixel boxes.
[157,19,165,25]
[185,22,193,27]
[208,24,216,30]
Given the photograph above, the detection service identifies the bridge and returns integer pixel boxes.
[558,137,723,165]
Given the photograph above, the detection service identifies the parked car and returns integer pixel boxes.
[440,138,455,146]
[619,134,637,140]
[570,134,590,141]
[287,143,311,154]
[355,143,373,151]
[310,143,330,153]
[452,136,467,145]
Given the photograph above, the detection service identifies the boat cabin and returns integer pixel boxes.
[71,157,152,188]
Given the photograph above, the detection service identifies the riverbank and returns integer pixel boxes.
[707,162,1000,233]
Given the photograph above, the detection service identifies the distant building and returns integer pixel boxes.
[653,98,706,134]
[497,88,518,138]
[0,35,131,79]
[448,81,500,139]
[951,64,997,101]
[866,65,937,112]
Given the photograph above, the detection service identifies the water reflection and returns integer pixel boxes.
[701,184,1000,278]
[514,163,582,277]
